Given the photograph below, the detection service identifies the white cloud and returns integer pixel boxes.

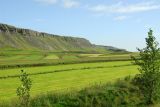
[35,0,58,5]
[114,16,128,21]
[35,0,80,8]
[62,0,80,8]
[90,2,160,14]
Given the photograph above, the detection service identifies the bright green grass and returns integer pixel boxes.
[0,54,44,61]
[0,61,131,77]
[0,61,138,101]
[0,50,45,65]
[62,55,79,60]
[44,54,59,59]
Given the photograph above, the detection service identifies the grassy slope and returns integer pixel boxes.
[0,31,105,53]
[0,23,128,53]
[0,61,138,101]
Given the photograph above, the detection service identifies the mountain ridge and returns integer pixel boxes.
[0,23,127,53]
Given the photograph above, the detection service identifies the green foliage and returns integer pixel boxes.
[16,70,32,107]
[0,77,151,107]
[132,29,160,104]
[27,77,144,107]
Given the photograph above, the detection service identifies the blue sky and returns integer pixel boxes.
[0,0,160,51]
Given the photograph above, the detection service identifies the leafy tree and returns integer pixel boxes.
[132,29,160,104]
[17,70,32,107]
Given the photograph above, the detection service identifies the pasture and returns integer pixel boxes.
[0,50,138,67]
[0,61,138,101]
[0,50,139,102]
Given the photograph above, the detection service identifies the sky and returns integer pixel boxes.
[0,0,160,51]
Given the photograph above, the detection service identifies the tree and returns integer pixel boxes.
[132,29,160,104]
[17,70,32,107]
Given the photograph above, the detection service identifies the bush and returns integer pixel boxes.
[29,78,144,107]
[16,70,32,107]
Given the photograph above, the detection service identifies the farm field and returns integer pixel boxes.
[0,49,138,67]
[0,49,139,103]
[0,60,138,101]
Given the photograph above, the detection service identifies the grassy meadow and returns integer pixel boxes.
[0,49,137,66]
[0,49,139,103]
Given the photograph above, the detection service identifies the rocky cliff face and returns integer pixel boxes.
[0,24,62,37]
[0,23,96,52]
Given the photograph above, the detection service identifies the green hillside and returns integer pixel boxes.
[0,23,126,53]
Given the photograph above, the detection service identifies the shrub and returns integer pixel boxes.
[16,70,32,107]
[29,78,143,107]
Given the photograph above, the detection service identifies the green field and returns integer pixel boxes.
[0,50,138,66]
[0,49,139,102]
[0,60,138,101]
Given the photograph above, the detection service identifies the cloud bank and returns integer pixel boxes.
[35,0,79,8]
[63,0,79,8]
[90,2,160,14]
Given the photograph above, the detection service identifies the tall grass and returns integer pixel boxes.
[0,77,146,107]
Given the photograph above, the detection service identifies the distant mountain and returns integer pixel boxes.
[0,23,127,53]
[96,45,128,53]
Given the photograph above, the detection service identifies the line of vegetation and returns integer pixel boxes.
[0,58,133,70]
[0,64,133,79]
